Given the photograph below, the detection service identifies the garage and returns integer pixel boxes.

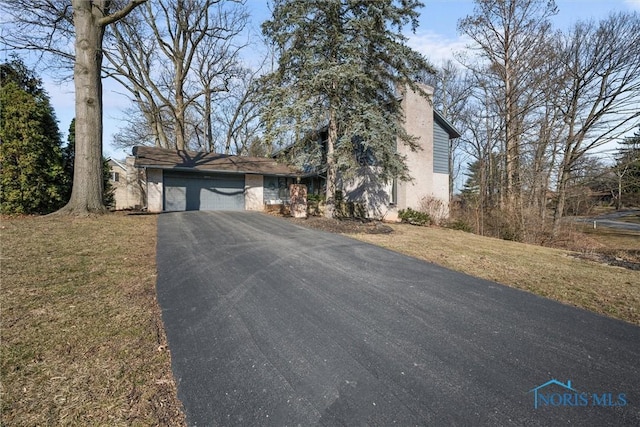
[164,172,245,211]
[133,146,302,213]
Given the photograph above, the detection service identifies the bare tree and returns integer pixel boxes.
[211,66,265,155]
[518,34,566,225]
[461,73,503,235]
[552,12,640,233]
[1,0,147,214]
[459,0,558,236]
[104,0,249,151]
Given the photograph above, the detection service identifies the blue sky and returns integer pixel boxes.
[36,0,640,158]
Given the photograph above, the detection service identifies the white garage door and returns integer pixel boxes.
[163,172,245,211]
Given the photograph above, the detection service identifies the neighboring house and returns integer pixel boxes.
[295,83,461,220]
[107,158,144,210]
[132,146,301,212]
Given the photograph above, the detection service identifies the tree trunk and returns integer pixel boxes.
[324,105,338,218]
[617,172,623,210]
[205,89,214,152]
[552,162,571,235]
[58,1,107,214]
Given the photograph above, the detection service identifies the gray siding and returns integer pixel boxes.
[263,176,291,202]
[433,122,450,174]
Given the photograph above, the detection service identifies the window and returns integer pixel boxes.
[390,178,397,205]
[111,172,120,182]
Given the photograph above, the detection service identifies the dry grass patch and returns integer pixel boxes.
[1,213,185,426]
[349,224,640,326]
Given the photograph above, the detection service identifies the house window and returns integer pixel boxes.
[390,178,397,205]
[111,172,120,182]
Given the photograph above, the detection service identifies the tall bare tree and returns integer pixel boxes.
[105,0,249,151]
[1,0,147,214]
[459,0,558,236]
[551,12,640,233]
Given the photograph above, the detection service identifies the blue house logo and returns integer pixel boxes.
[529,379,628,409]
[529,379,578,409]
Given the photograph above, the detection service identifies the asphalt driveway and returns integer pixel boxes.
[157,211,640,426]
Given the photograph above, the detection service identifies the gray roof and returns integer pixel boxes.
[434,111,462,139]
[132,146,301,177]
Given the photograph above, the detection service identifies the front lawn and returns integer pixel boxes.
[348,224,640,326]
[1,214,185,425]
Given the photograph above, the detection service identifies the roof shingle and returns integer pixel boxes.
[132,146,301,177]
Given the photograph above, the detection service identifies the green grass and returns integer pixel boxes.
[1,214,185,426]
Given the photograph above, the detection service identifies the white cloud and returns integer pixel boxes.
[407,31,470,66]
[625,0,640,10]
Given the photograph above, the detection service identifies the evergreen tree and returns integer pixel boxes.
[0,58,66,214]
[62,118,115,209]
[62,119,76,202]
[615,127,640,208]
[261,0,432,217]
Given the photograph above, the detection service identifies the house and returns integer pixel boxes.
[296,83,461,221]
[107,158,144,210]
[129,83,460,217]
[131,147,302,212]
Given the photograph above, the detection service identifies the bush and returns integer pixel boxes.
[398,207,431,226]
[335,200,366,218]
[446,219,472,232]
[419,196,448,225]
[307,193,325,203]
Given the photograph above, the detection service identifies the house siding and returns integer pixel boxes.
[245,174,264,210]
[396,84,435,213]
[108,157,144,210]
[147,168,163,212]
[433,122,449,174]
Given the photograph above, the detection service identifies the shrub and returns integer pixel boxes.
[335,200,366,218]
[446,219,472,232]
[419,196,448,225]
[398,207,431,226]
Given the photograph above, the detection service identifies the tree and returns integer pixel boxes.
[62,118,114,208]
[261,0,432,217]
[0,58,66,214]
[614,127,640,208]
[552,12,640,232]
[104,0,250,152]
[1,0,147,215]
[459,0,558,237]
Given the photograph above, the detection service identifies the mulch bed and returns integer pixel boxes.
[284,215,394,234]
[570,251,640,271]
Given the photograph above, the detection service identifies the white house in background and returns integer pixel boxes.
[107,158,144,210]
